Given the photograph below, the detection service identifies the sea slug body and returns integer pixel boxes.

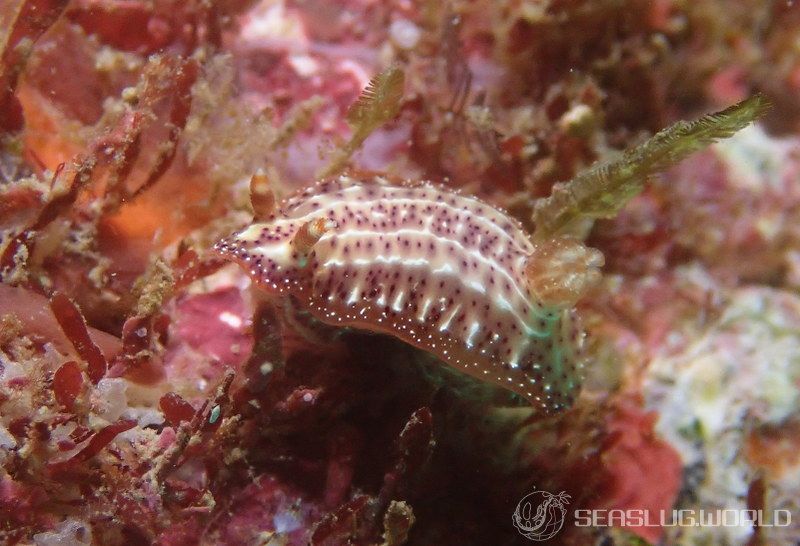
[216,175,598,412]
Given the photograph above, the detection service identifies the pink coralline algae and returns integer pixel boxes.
[596,400,683,544]
[216,175,595,412]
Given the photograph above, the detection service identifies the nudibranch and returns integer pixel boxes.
[215,175,603,412]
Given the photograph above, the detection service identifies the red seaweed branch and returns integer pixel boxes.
[0,0,69,133]
[49,291,108,383]
[47,419,137,474]
[129,57,199,201]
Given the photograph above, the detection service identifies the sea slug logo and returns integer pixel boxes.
[512,489,571,541]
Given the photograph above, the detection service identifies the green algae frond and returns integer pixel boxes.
[318,65,405,178]
[533,95,770,240]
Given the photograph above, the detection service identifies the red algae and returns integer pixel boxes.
[595,400,683,544]
[47,419,136,474]
[0,284,122,357]
[49,292,107,383]
[0,0,70,132]
[52,360,83,410]
[159,392,196,426]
